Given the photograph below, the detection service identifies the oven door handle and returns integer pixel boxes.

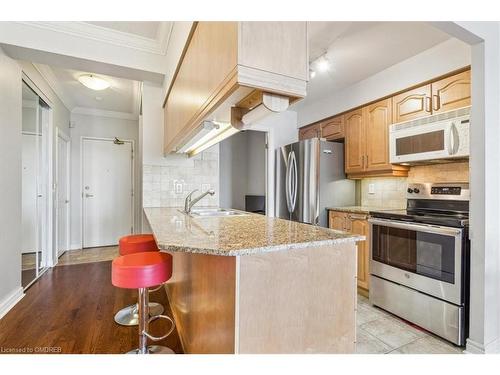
[368,218,462,237]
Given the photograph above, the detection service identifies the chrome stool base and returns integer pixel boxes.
[114,302,164,326]
[127,345,175,354]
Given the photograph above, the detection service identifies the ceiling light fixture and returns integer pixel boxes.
[78,74,110,91]
[316,55,331,72]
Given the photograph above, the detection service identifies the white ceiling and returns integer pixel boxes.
[303,22,452,103]
[34,63,140,118]
[85,21,162,39]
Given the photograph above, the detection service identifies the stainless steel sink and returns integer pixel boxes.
[181,208,248,217]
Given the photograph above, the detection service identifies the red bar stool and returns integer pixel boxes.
[112,252,176,354]
[114,234,164,326]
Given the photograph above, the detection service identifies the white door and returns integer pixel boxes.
[82,138,133,248]
[57,131,70,256]
[22,133,37,254]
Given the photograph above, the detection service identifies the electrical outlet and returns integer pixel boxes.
[368,183,375,195]
[174,180,183,194]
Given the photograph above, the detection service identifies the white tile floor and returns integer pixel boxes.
[356,295,464,354]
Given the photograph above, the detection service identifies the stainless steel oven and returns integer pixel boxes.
[370,219,463,305]
[368,183,470,346]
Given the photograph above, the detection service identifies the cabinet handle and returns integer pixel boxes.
[425,96,432,112]
[348,214,367,221]
[365,155,369,168]
[433,94,441,111]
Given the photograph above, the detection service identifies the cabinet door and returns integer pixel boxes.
[365,98,392,172]
[321,115,344,141]
[344,109,365,174]
[298,124,320,140]
[328,211,346,231]
[392,84,431,123]
[432,70,471,114]
[349,216,370,291]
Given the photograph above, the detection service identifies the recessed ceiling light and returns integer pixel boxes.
[78,74,110,91]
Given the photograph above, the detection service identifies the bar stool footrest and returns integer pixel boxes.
[143,315,176,342]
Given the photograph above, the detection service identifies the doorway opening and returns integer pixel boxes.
[21,80,52,289]
[219,130,267,214]
[81,137,134,249]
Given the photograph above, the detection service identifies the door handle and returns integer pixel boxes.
[85,194,94,198]
[65,200,70,204]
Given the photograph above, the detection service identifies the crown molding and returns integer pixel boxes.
[17,21,173,55]
[72,107,139,121]
[32,63,76,111]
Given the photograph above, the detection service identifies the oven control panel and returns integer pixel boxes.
[406,183,470,201]
[431,186,461,195]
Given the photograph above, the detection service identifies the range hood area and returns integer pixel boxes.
[162,22,309,156]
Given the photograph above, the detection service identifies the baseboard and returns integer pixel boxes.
[466,337,500,354]
[69,243,82,251]
[0,287,24,320]
[465,338,485,354]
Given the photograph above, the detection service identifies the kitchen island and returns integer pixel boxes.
[144,207,364,354]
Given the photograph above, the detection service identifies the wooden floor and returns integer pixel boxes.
[0,261,183,354]
[57,246,119,266]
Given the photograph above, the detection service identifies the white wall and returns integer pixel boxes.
[294,38,471,127]
[437,21,500,354]
[0,47,23,317]
[69,113,140,249]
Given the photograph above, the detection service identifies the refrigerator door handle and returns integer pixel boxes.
[285,151,293,213]
[291,151,298,212]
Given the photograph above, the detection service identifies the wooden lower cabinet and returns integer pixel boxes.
[328,210,347,231]
[329,210,370,295]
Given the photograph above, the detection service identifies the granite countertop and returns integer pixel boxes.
[326,206,399,214]
[144,207,364,256]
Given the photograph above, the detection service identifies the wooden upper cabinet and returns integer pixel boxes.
[365,98,392,172]
[298,123,320,140]
[164,22,238,153]
[163,22,308,155]
[344,109,365,174]
[431,70,471,114]
[392,84,431,123]
[321,115,344,141]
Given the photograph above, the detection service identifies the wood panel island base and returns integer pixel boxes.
[144,208,364,354]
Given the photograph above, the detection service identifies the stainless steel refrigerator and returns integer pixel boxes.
[275,138,355,227]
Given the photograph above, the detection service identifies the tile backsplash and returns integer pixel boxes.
[360,177,407,209]
[143,145,219,208]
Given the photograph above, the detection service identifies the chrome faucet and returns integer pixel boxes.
[184,189,215,214]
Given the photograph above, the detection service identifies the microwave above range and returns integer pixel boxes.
[389,106,470,165]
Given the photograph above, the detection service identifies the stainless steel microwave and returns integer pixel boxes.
[389,107,470,165]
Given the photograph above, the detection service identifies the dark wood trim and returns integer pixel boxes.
[298,66,471,129]
[162,22,199,108]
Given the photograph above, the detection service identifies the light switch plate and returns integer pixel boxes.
[368,183,375,195]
